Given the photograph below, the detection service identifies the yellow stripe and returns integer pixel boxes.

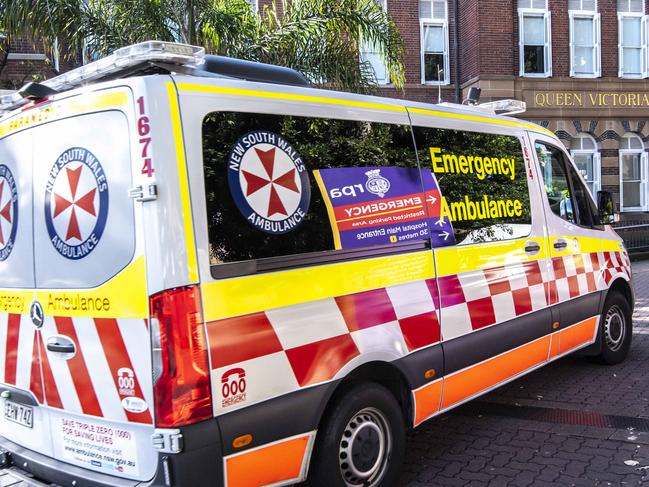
[167,82,199,283]
[408,107,555,137]
[550,236,621,254]
[176,83,407,113]
[312,170,342,250]
[435,237,547,277]
[0,91,128,139]
[0,256,148,319]
[176,82,552,137]
[201,251,435,321]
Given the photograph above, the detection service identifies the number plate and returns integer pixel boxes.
[4,400,33,428]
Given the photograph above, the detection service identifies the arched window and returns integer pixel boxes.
[620,133,647,211]
[570,134,600,197]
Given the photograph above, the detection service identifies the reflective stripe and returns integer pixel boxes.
[438,316,599,412]
[177,83,407,113]
[41,317,83,413]
[0,313,6,383]
[54,317,103,417]
[408,107,555,137]
[224,432,313,487]
[175,83,552,138]
[0,256,148,319]
[202,251,435,322]
[29,332,44,403]
[558,316,599,354]
[441,334,551,410]
[0,91,129,139]
[4,314,20,385]
[95,318,152,424]
[412,378,443,427]
[75,317,127,423]
[434,237,546,277]
[39,331,63,409]
[166,82,199,283]
[118,318,154,415]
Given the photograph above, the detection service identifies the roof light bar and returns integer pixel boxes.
[0,41,205,113]
[438,99,527,116]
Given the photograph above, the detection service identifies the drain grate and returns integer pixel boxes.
[453,401,649,432]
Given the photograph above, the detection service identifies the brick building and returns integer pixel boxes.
[364,0,649,222]
[0,38,59,90]
[8,0,649,220]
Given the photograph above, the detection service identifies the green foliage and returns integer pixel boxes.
[203,112,416,263]
[1,0,405,93]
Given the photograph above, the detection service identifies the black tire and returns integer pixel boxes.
[308,383,406,487]
[596,291,633,365]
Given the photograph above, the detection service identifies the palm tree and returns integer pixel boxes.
[1,0,405,93]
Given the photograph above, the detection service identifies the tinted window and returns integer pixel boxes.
[566,161,598,227]
[537,142,598,227]
[537,142,576,224]
[412,127,532,245]
[203,112,433,275]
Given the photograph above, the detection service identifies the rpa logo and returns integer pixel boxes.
[221,368,247,408]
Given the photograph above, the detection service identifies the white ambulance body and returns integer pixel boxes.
[0,42,633,487]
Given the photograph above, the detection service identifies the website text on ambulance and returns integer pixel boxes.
[430,147,523,222]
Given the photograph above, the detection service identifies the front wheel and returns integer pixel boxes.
[596,291,633,365]
[308,383,406,487]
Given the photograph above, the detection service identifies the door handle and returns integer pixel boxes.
[46,336,76,355]
[524,241,541,255]
[553,239,568,251]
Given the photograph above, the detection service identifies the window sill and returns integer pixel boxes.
[520,73,552,78]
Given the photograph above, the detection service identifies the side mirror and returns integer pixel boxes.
[597,190,619,225]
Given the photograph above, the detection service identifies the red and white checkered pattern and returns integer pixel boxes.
[206,250,630,416]
[0,314,153,424]
[440,251,630,340]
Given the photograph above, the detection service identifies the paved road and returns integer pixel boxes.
[399,259,649,486]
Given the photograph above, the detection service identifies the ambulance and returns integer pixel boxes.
[0,41,633,487]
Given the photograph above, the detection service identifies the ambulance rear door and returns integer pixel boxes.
[29,87,158,482]
[0,124,56,459]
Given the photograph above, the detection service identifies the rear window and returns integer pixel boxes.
[202,112,431,277]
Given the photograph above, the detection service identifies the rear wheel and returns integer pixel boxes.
[596,291,632,365]
[308,383,405,487]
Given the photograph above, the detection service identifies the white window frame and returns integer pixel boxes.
[420,1,450,85]
[248,0,259,13]
[619,136,647,212]
[360,0,390,85]
[569,8,601,77]
[618,11,648,78]
[518,8,552,77]
[570,135,600,198]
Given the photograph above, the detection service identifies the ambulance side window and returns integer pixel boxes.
[411,126,532,245]
[565,161,599,228]
[202,112,429,277]
[536,142,576,224]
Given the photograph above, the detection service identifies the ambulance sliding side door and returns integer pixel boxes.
[408,113,553,412]
[530,133,605,358]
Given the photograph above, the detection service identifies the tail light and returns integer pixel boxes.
[150,285,212,427]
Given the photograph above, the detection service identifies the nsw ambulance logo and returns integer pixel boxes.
[0,164,18,261]
[227,130,310,235]
[44,147,109,260]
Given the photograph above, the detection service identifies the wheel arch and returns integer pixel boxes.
[604,277,635,314]
[317,361,414,433]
